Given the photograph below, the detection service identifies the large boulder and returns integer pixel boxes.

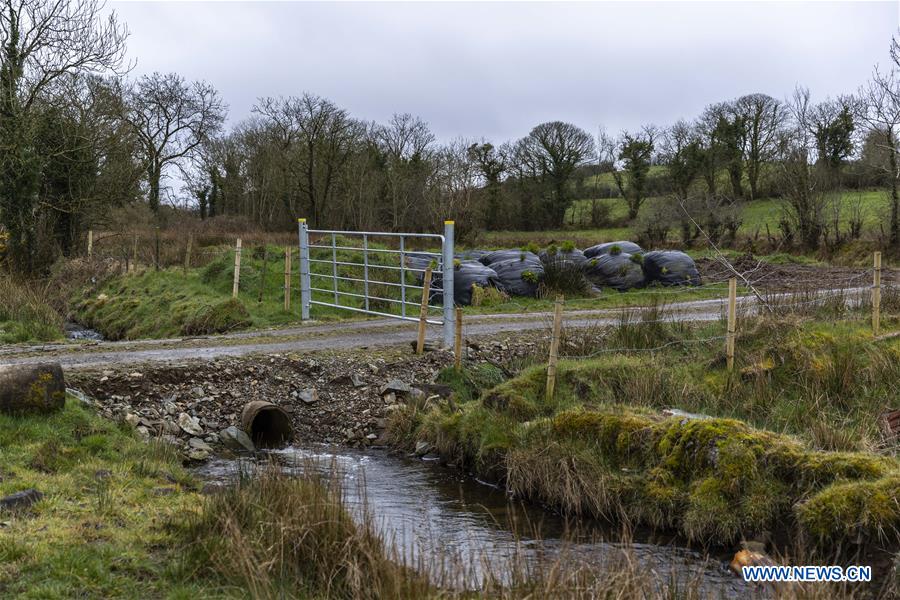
[0,363,66,415]
[583,241,643,259]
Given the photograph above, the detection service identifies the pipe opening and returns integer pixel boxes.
[241,402,293,448]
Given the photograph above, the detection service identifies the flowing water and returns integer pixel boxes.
[64,322,104,341]
[196,446,759,597]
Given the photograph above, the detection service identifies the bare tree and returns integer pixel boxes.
[513,121,594,227]
[467,141,507,229]
[776,87,827,250]
[735,93,785,200]
[376,113,435,230]
[0,0,127,271]
[121,72,226,213]
[254,94,360,227]
[856,44,900,245]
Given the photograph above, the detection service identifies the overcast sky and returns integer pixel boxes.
[112,1,899,143]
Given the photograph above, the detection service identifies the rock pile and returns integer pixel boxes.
[68,334,547,462]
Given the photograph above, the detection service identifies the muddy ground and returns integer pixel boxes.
[697,254,898,290]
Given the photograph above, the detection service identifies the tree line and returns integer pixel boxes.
[2,0,899,275]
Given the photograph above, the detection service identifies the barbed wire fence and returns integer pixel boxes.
[80,228,898,375]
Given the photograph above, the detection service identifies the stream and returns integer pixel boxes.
[196,446,759,597]
[64,322,104,341]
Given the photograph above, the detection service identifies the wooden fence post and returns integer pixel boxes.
[726,277,737,372]
[416,266,433,354]
[183,233,193,276]
[154,227,160,271]
[284,247,292,311]
[454,306,463,371]
[545,295,564,402]
[873,251,882,337]
[130,234,137,273]
[87,230,93,259]
[258,245,268,303]
[232,238,242,298]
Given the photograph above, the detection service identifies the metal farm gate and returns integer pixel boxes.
[297,219,456,347]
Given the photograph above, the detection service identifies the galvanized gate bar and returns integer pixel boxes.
[297,220,454,346]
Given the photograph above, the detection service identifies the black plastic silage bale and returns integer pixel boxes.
[641,251,702,286]
[429,260,502,306]
[490,257,544,297]
[480,249,540,267]
[538,248,587,268]
[583,241,643,259]
[583,253,646,291]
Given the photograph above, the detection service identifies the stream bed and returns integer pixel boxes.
[196,446,759,597]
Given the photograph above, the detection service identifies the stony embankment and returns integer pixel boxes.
[66,336,540,460]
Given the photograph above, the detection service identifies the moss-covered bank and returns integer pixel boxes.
[390,349,900,552]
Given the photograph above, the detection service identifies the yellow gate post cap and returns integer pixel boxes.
[297,218,306,223]
[444,220,455,225]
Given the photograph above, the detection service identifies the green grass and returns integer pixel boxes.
[72,239,446,340]
[388,312,900,551]
[0,398,207,598]
[0,278,64,343]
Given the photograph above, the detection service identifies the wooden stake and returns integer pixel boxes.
[183,233,193,276]
[873,251,882,337]
[283,247,292,311]
[87,229,93,259]
[154,227,160,271]
[726,277,737,371]
[130,234,137,273]
[232,238,242,298]
[416,266,433,354]
[545,295,564,402]
[454,306,463,371]
[258,245,268,303]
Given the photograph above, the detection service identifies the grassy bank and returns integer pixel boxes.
[0,398,201,597]
[72,248,312,340]
[0,277,64,343]
[388,313,900,554]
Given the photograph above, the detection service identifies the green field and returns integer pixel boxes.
[495,189,893,250]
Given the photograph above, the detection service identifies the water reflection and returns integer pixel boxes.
[196,446,756,598]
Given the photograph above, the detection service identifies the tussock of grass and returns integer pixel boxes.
[176,467,431,599]
[0,277,63,343]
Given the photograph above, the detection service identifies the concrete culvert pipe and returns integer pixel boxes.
[240,401,293,448]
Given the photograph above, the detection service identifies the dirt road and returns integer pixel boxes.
[2,286,866,370]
